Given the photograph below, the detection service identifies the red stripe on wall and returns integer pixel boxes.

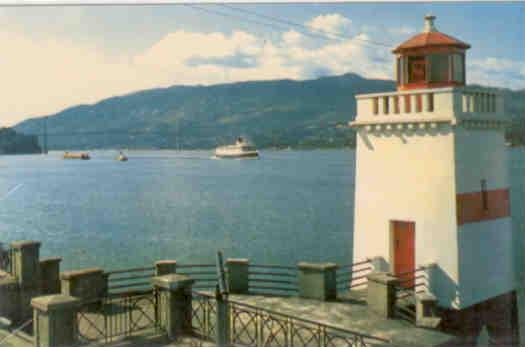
[456,188,510,225]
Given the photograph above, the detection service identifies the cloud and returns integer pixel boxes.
[1,12,523,126]
[469,57,525,89]
[306,14,352,37]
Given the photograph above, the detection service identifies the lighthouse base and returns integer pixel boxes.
[438,291,519,346]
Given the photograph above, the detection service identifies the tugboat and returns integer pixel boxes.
[214,137,258,159]
[63,152,90,160]
[116,151,128,161]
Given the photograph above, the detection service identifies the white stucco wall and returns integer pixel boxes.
[510,148,525,283]
[454,126,515,308]
[457,218,514,308]
[353,126,460,308]
[454,127,510,193]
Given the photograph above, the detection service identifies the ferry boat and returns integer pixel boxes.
[63,152,90,160]
[215,137,258,159]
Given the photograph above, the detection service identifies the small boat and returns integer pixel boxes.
[63,152,90,160]
[117,152,128,161]
[215,137,258,159]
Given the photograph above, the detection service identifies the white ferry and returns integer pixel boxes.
[214,137,259,159]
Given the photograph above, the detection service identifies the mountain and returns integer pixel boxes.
[0,128,41,154]
[13,73,524,150]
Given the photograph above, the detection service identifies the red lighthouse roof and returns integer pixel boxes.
[392,15,470,53]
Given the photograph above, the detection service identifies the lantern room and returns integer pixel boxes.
[393,15,470,91]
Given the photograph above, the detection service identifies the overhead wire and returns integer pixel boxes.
[216,4,392,48]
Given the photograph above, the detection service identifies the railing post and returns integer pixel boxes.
[366,272,399,318]
[60,268,106,301]
[369,256,388,273]
[151,274,194,340]
[226,258,249,294]
[216,294,231,347]
[416,292,441,328]
[10,241,41,288]
[39,257,62,295]
[31,294,80,347]
[297,262,338,301]
[155,260,177,276]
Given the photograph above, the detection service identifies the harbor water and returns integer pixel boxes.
[0,148,523,271]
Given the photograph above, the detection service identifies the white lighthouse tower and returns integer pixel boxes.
[351,15,519,342]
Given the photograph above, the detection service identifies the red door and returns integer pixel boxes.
[392,221,415,288]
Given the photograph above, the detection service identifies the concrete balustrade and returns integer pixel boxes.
[416,292,441,328]
[31,294,80,347]
[10,240,41,288]
[366,272,400,318]
[40,257,62,295]
[60,267,107,300]
[155,260,177,276]
[151,274,194,340]
[226,258,249,294]
[298,262,338,301]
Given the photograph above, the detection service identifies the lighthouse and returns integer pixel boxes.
[351,15,519,342]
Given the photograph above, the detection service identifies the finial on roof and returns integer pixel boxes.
[424,14,437,33]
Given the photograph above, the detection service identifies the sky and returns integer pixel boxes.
[0,2,524,126]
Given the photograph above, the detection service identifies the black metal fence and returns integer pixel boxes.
[191,291,217,340]
[77,290,161,343]
[105,259,372,298]
[178,264,218,291]
[392,266,430,323]
[106,266,156,295]
[248,264,298,296]
[336,259,373,294]
[190,291,390,347]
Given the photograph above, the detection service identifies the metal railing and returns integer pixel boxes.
[178,264,218,291]
[190,291,390,347]
[105,260,374,298]
[191,291,217,340]
[248,264,298,296]
[392,266,431,323]
[77,290,161,343]
[106,266,156,295]
[336,259,373,294]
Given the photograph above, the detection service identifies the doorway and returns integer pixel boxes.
[391,221,415,287]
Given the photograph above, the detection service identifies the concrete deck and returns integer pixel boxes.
[0,328,34,347]
[227,290,458,347]
[78,290,459,347]
[1,290,462,347]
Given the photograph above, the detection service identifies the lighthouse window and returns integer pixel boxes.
[452,54,464,83]
[429,54,450,82]
[408,56,426,83]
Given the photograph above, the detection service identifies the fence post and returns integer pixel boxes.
[226,258,249,294]
[60,268,106,301]
[155,260,177,276]
[216,293,231,347]
[369,256,388,273]
[31,294,80,347]
[151,274,194,340]
[40,257,62,295]
[366,272,399,318]
[297,262,338,301]
[10,241,41,288]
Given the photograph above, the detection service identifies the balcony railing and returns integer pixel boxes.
[352,87,503,129]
